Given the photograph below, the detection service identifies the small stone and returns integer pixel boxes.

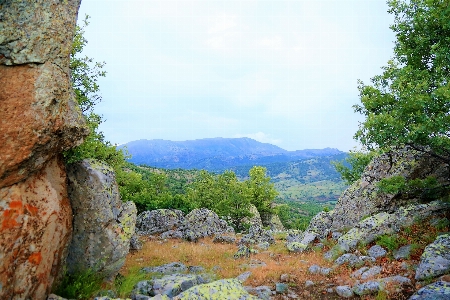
[351,267,369,279]
[353,281,380,296]
[305,280,314,287]
[280,273,290,282]
[275,283,289,294]
[326,288,334,293]
[236,271,252,283]
[320,267,332,276]
[335,286,354,298]
[308,265,321,274]
[368,245,387,258]
[393,244,412,260]
[360,266,382,280]
[332,232,342,240]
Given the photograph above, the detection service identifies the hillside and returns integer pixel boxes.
[121,138,343,171]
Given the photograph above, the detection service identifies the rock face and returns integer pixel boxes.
[0,1,87,299]
[0,1,88,188]
[331,148,447,230]
[0,157,73,299]
[66,159,137,280]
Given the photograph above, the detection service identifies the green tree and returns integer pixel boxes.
[64,15,128,170]
[246,166,278,217]
[332,148,379,185]
[354,0,450,163]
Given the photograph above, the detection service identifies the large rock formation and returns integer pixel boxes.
[0,0,88,188]
[0,157,73,299]
[66,159,137,280]
[331,147,447,231]
[0,1,88,298]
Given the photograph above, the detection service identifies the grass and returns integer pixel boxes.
[53,268,103,300]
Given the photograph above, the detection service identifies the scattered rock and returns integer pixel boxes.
[66,159,137,280]
[368,245,387,258]
[410,280,450,299]
[308,265,321,274]
[245,286,272,300]
[130,234,143,251]
[187,266,205,274]
[275,282,289,294]
[351,266,369,279]
[257,242,270,250]
[393,244,412,260]
[280,273,290,282]
[213,234,236,244]
[353,281,380,296]
[335,285,354,298]
[285,231,317,252]
[334,253,366,268]
[236,271,252,283]
[234,245,252,259]
[332,232,342,240]
[132,273,203,298]
[172,278,258,299]
[415,233,450,281]
[239,224,275,245]
[141,262,187,275]
[360,266,382,280]
[136,209,185,236]
[305,280,314,287]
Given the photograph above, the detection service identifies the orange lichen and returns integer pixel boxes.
[28,252,42,265]
[1,200,23,230]
[25,204,38,216]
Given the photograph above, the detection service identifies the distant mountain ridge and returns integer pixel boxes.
[121,137,343,171]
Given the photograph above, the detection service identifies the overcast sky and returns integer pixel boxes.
[78,0,395,151]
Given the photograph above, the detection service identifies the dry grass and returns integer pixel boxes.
[118,217,450,299]
[120,236,362,299]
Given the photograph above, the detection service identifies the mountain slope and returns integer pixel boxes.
[121,137,343,171]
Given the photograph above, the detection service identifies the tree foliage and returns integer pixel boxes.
[332,149,379,185]
[354,0,450,163]
[64,15,128,171]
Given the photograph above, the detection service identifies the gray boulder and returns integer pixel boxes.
[239,224,275,245]
[306,211,333,239]
[410,281,450,299]
[243,204,263,228]
[172,278,259,299]
[66,159,137,280]
[285,231,317,252]
[132,274,204,298]
[182,208,232,240]
[415,233,450,281]
[336,201,449,251]
[136,209,185,235]
[331,147,447,231]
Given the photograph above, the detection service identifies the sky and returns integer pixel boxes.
[77,0,395,151]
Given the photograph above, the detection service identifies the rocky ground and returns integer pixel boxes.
[68,210,448,300]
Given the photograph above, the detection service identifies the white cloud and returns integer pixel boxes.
[234,132,282,145]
